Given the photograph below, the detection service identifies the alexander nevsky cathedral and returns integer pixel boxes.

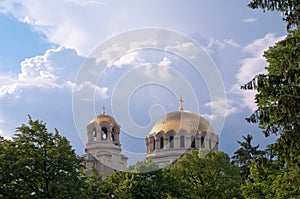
[82,98,219,178]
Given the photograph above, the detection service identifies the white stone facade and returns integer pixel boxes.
[82,112,127,179]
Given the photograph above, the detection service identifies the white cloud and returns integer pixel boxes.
[97,44,126,66]
[0,0,111,56]
[158,57,171,67]
[207,38,240,51]
[203,98,238,120]
[0,46,85,97]
[164,41,196,59]
[113,52,139,68]
[243,17,257,23]
[113,53,173,81]
[232,33,285,111]
[144,57,172,81]
[74,81,108,99]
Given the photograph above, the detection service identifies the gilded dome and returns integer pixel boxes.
[89,106,120,126]
[149,111,213,135]
[90,114,119,126]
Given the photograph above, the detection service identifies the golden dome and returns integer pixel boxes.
[149,111,213,135]
[89,105,120,126]
[90,114,119,126]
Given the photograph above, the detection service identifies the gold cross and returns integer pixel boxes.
[102,104,106,115]
[179,97,184,112]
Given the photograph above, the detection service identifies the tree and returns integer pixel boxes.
[248,0,300,30]
[0,116,86,198]
[0,137,20,197]
[104,160,169,199]
[127,159,159,173]
[242,28,300,166]
[83,168,112,199]
[232,134,264,182]
[241,146,300,198]
[240,1,300,197]
[167,149,243,199]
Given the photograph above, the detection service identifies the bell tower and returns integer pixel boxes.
[82,106,128,178]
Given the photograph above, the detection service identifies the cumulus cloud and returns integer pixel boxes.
[113,52,139,68]
[203,98,238,120]
[232,33,285,111]
[0,0,112,55]
[144,57,172,81]
[0,46,102,97]
[158,57,171,67]
[164,42,196,59]
[0,49,58,96]
[74,81,108,99]
[207,38,240,51]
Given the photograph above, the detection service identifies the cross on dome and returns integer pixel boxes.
[102,104,106,115]
[179,97,184,112]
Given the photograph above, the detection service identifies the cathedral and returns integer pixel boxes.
[82,98,219,178]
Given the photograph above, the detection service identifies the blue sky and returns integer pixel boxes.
[0,0,287,165]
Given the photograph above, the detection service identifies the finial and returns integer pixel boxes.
[179,97,184,112]
[102,104,105,115]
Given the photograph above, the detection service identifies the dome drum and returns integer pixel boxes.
[86,118,121,146]
[82,110,127,179]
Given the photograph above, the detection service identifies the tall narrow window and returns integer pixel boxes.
[111,128,115,142]
[153,139,156,152]
[101,127,107,140]
[201,136,205,148]
[191,136,195,148]
[169,136,174,148]
[92,130,97,141]
[209,137,211,149]
[160,137,164,149]
[180,136,185,148]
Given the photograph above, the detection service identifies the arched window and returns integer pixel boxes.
[180,136,185,148]
[111,128,115,142]
[92,130,97,141]
[201,136,205,148]
[101,127,107,140]
[160,137,164,149]
[191,136,195,148]
[169,136,174,148]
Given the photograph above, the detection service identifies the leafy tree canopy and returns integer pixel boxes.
[167,149,243,199]
[105,160,168,199]
[241,145,300,198]
[232,134,264,182]
[0,116,86,198]
[248,0,300,30]
[242,27,300,165]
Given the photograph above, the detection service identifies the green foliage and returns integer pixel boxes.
[167,149,243,199]
[241,151,300,198]
[242,27,300,166]
[83,168,112,199]
[240,2,300,198]
[105,160,169,199]
[127,159,159,173]
[0,116,85,198]
[232,134,264,182]
[248,0,300,30]
[240,24,300,198]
